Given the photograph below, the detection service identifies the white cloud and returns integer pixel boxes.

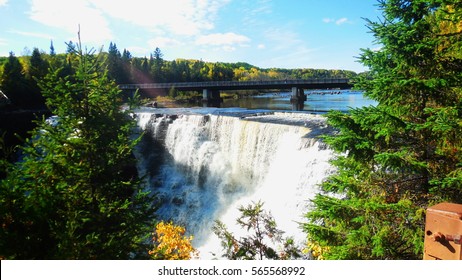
[0,0,7,7]
[335,17,349,25]
[257,44,266,49]
[0,38,7,46]
[263,28,302,51]
[323,17,351,25]
[124,46,150,57]
[9,30,52,40]
[148,37,182,49]
[222,45,236,52]
[90,0,230,36]
[249,0,272,15]
[195,32,250,47]
[267,47,318,68]
[27,0,233,52]
[258,27,318,68]
[29,0,113,44]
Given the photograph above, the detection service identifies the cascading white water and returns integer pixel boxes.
[135,109,335,259]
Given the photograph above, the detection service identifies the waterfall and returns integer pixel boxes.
[135,109,335,259]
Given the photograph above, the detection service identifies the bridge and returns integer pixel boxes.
[119,78,352,110]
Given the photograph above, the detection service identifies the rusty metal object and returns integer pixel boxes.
[424,202,462,260]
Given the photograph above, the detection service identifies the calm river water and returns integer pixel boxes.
[222,89,376,113]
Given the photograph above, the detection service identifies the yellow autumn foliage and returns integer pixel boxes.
[303,240,330,260]
[149,221,198,260]
[433,4,462,58]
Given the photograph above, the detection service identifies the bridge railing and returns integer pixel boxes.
[118,78,351,90]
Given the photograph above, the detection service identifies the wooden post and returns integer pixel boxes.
[424,202,462,260]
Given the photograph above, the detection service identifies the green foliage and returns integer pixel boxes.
[305,0,462,260]
[0,39,155,259]
[2,46,358,97]
[0,52,31,108]
[213,201,302,260]
[28,48,48,108]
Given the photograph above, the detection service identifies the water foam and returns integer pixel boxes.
[135,109,335,259]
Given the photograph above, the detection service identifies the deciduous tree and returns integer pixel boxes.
[213,201,302,260]
[149,221,198,260]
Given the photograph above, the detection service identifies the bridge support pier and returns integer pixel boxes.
[202,89,223,107]
[290,87,306,111]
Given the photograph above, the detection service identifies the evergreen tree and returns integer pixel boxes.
[120,49,133,84]
[0,39,155,259]
[27,48,48,108]
[141,56,150,75]
[49,40,56,56]
[0,52,30,108]
[122,49,132,61]
[107,42,125,83]
[151,47,164,82]
[66,41,76,54]
[304,0,462,260]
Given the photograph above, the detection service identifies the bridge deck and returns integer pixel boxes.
[118,78,351,91]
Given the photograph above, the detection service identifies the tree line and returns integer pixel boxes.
[102,43,358,84]
[0,43,357,109]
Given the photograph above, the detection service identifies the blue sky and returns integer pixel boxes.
[0,0,381,72]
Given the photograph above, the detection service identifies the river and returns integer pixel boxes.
[222,89,376,112]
